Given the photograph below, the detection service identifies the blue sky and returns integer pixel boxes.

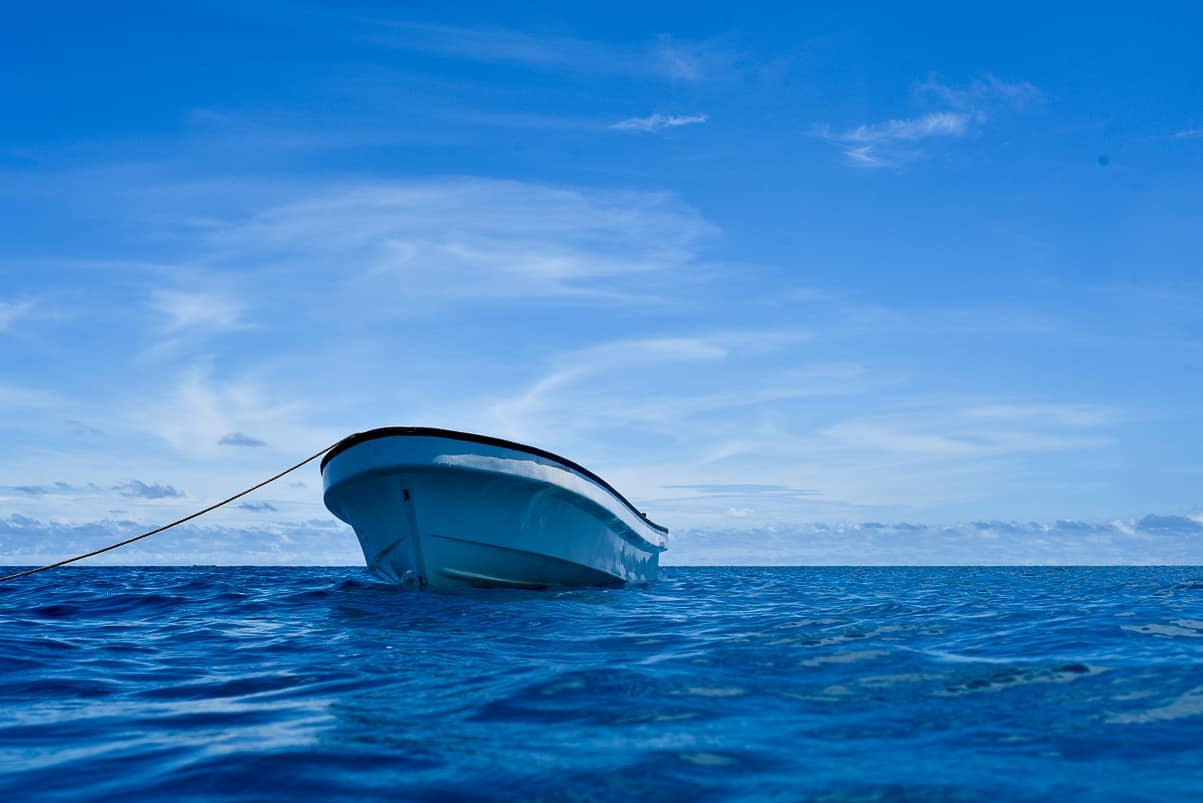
[2,2,1202,565]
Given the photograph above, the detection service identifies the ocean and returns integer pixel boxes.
[1,566,1201,801]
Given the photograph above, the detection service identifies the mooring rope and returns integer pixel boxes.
[0,441,341,583]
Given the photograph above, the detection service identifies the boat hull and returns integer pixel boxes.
[321,429,667,589]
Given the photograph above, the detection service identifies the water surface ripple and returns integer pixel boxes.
[2,566,1202,801]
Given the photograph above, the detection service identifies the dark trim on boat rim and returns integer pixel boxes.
[320,426,668,534]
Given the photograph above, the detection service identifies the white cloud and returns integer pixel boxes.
[4,511,1202,566]
[614,386,1118,527]
[665,515,1203,566]
[611,113,708,133]
[0,515,359,566]
[651,36,730,82]
[0,178,730,533]
[114,479,185,499]
[836,111,973,144]
[819,405,1113,461]
[616,363,860,430]
[0,384,62,410]
[820,421,978,456]
[1173,128,1203,139]
[211,178,715,303]
[487,335,732,438]
[915,73,1044,110]
[959,403,1110,428]
[823,112,972,168]
[822,73,1041,168]
[586,336,730,362]
[152,289,247,333]
[373,22,617,71]
[136,367,332,460]
[5,162,1175,548]
[0,298,35,333]
[842,146,891,168]
[372,22,723,82]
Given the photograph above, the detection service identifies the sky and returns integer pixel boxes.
[2,1,1202,566]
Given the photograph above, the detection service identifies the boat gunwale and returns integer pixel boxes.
[320,426,669,535]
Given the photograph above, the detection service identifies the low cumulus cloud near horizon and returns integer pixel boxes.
[666,515,1203,566]
[2,511,1201,567]
[0,516,357,567]
[114,480,185,500]
[219,432,268,448]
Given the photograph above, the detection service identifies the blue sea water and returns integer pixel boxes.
[1,566,1202,801]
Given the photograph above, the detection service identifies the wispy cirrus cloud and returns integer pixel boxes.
[487,334,734,439]
[152,289,247,333]
[601,389,1118,530]
[659,483,820,503]
[0,384,62,410]
[914,73,1043,111]
[818,398,1113,460]
[611,113,708,132]
[473,331,854,477]
[840,146,891,169]
[821,73,1042,168]
[834,111,974,144]
[824,111,974,167]
[211,178,715,303]
[651,36,730,82]
[138,368,324,459]
[821,112,975,168]
[370,22,725,83]
[0,298,36,333]
[1172,128,1203,139]
[959,403,1111,428]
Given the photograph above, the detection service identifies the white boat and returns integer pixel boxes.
[321,427,668,589]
